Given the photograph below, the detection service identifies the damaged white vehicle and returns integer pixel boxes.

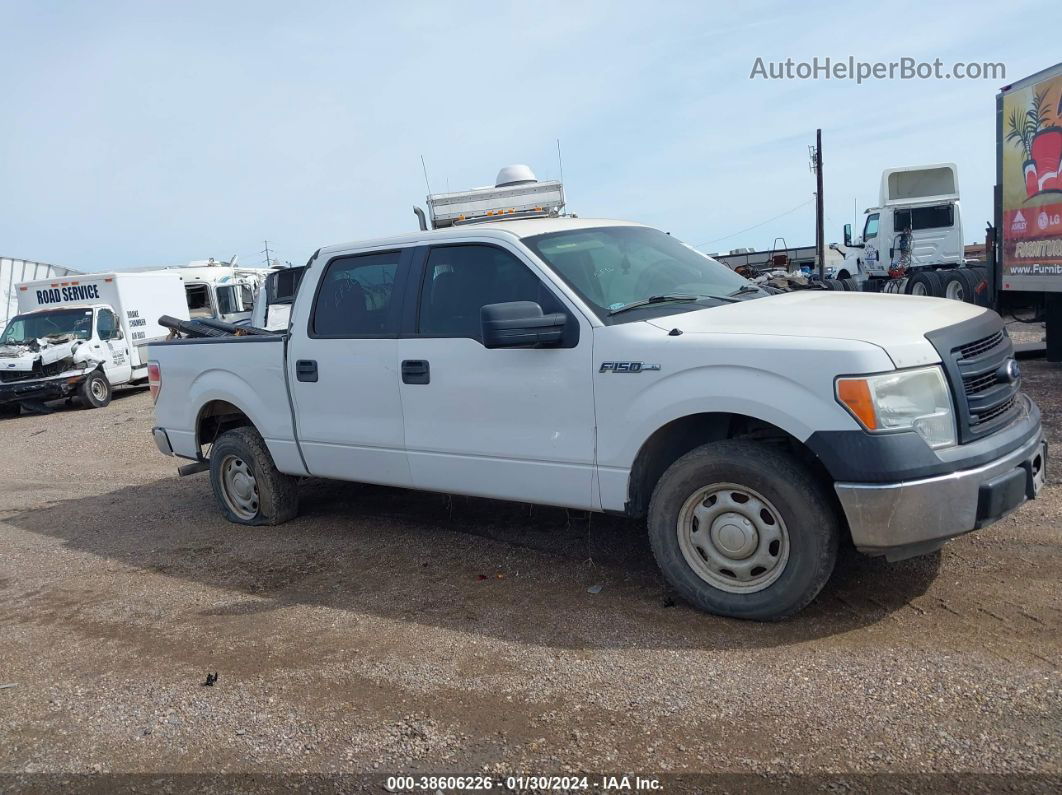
[1,272,189,414]
[1,307,120,411]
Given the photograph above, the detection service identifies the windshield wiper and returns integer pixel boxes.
[608,294,700,316]
[728,284,763,297]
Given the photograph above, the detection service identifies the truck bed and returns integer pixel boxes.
[148,334,306,475]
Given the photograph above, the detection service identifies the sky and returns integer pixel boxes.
[0,0,1057,271]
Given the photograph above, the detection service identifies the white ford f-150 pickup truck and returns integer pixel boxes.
[148,216,1046,620]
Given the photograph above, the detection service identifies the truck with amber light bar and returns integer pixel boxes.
[145,166,1046,621]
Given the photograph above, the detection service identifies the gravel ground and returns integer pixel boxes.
[0,363,1059,793]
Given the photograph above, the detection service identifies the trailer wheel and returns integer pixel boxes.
[79,371,112,408]
[647,440,839,620]
[841,277,861,292]
[907,271,943,298]
[823,279,843,290]
[209,426,298,525]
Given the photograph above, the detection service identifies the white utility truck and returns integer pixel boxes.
[834,164,990,302]
[1,271,188,412]
[147,167,1046,620]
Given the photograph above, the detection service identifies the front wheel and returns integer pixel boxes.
[209,427,298,525]
[79,371,111,408]
[648,440,839,620]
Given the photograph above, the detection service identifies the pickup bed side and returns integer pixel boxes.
[148,335,308,476]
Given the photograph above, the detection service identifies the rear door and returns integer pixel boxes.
[396,241,597,509]
[286,248,413,486]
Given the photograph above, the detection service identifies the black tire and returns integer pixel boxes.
[961,268,989,306]
[841,277,861,292]
[824,278,843,291]
[79,371,111,408]
[906,270,943,298]
[647,440,839,621]
[0,402,20,417]
[209,426,298,525]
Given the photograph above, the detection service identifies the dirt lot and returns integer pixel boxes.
[0,363,1059,792]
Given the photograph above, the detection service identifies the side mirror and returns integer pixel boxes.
[481,301,566,348]
[843,224,852,247]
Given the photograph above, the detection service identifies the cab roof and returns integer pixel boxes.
[318,217,644,260]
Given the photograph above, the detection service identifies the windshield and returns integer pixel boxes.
[523,225,756,321]
[0,309,94,345]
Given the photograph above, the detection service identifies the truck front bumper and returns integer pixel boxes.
[0,373,86,405]
[836,430,1047,560]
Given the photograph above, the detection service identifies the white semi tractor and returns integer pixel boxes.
[833,163,989,303]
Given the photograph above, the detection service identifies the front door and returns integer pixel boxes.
[287,248,412,486]
[94,308,132,383]
[397,242,597,509]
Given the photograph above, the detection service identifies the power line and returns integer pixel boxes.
[693,198,815,250]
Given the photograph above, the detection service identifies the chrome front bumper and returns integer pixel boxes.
[836,431,1047,560]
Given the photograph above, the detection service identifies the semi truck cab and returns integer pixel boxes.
[840,164,966,285]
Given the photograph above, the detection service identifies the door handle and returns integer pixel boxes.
[295,359,318,382]
[401,359,430,385]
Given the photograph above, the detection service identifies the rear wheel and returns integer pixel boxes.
[941,269,978,303]
[647,440,839,620]
[841,277,860,292]
[964,268,990,306]
[209,426,298,525]
[907,270,943,297]
[79,371,111,408]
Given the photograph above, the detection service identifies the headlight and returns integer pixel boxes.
[836,365,956,449]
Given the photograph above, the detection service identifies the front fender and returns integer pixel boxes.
[594,362,863,512]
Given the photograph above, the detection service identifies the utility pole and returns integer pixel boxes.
[261,240,273,267]
[814,129,825,279]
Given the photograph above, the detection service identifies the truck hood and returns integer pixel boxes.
[0,336,103,375]
[645,290,989,368]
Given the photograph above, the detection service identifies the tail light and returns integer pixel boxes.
[147,361,161,403]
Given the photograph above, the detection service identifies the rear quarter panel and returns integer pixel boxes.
[148,336,306,475]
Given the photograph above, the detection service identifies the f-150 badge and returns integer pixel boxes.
[599,362,662,373]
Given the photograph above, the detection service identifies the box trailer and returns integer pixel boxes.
[996,61,1062,361]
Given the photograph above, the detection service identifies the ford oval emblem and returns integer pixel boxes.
[999,358,1021,382]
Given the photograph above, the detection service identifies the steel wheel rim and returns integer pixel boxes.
[219,454,259,520]
[676,483,790,593]
[945,280,964,301]
[912,281,928,296]
[90,378,108,401]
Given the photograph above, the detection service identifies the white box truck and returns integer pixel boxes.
[0,271,189,412]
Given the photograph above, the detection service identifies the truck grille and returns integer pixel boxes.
[0,361,64,383]
[926,316,1022,444]
[956,330,1005,360]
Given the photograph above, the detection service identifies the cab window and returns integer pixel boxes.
[417,244,564,341]
[186,284,213,318]
[312,251,400,337]
[863,213,879,240]
[96,308,118,340]
[894,205,953,231]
